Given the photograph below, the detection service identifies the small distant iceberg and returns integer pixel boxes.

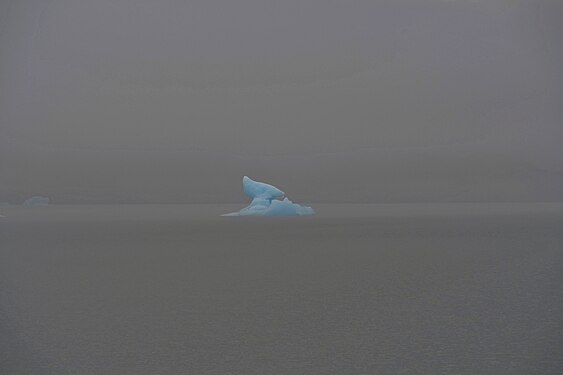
[223,176,314,217]
[23,196,50,206]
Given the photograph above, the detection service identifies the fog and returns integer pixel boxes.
[1,0,562,203]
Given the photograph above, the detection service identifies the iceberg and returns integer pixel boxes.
[223,176,314,216]
[23,196,50,206]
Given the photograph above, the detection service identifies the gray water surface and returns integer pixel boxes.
[1,204,562,374]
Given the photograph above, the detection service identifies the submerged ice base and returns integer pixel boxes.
[223,176,314,217]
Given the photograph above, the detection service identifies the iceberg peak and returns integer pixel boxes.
[242,176,284,200]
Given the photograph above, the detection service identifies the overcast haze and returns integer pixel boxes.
[1,0,562,203]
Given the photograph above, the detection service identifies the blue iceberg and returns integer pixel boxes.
[223,176,314,216]
[23,196,50,206]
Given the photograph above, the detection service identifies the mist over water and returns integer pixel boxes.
[1,0,563,203]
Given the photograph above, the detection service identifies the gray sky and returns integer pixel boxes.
[1,0,562,203]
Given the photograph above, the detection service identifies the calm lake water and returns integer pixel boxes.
[1,204,562,374]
